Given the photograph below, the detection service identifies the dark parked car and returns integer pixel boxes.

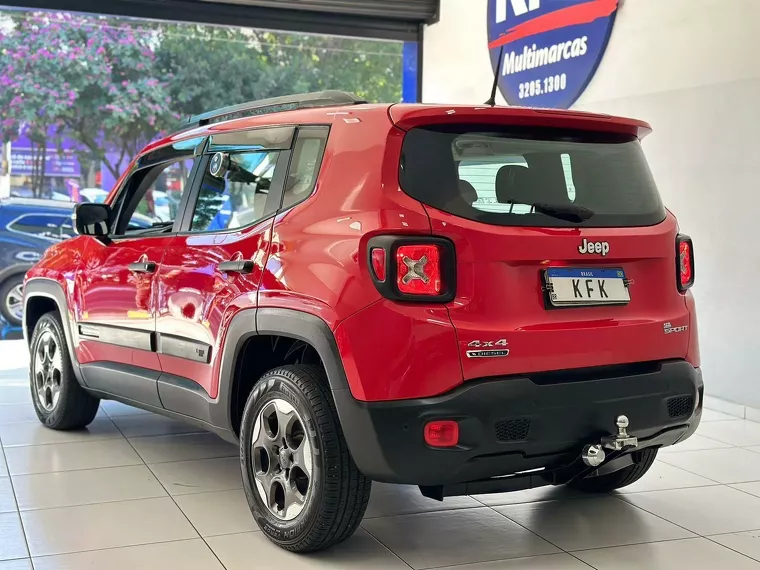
[0,197,153,326]
[0,198,77,326]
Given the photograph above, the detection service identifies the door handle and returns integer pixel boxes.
[128,261,157,273]
[218,260,254,274]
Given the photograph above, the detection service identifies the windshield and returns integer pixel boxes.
[398,125,666,228]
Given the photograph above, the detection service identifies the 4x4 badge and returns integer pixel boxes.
[466,339,509,358]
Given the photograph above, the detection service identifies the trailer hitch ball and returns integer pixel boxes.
[581,444,606,467]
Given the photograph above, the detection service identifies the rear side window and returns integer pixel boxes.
[398,125,665,227]
[191,150,279,232]
[281,127,329,211]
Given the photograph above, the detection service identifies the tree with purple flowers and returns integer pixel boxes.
[0,11,76,196]
[0,11,175,191]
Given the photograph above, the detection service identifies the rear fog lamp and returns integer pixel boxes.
[424,420,459,448]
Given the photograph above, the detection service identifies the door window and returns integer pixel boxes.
[190,150,279,232]
[113,157,199,236]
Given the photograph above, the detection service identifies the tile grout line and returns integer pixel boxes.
[0,432,33,565]
[27,536,209,563]
[703,534,760,566]
[618,481,724,494]
[108,410,231,570]
[484,502,598,569]
[655,456,735,484]
[3,443,237,477]
[356,524,416,570]
[607,492,702,537]
[605,491,760,564]
[29,538,203,565]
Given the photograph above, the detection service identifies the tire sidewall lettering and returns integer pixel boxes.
[240,372,323,543]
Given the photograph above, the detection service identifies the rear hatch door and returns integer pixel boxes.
[393,108,690,381]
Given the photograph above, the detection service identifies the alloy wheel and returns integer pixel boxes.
[251,398,313,520]
[5,283,23,323]
[33,330,63,412]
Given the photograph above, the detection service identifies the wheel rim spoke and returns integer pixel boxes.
[282,480,305,516]
[251,397,312,521]
[292,438,312,478]
[276,407,296,446]
[32,330,62,412]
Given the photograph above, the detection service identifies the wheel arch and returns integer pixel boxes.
[218,307,350,436]
[23,278,84,384]
[0,263,32,287]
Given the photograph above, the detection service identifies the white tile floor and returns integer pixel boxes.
[2,341,760,568]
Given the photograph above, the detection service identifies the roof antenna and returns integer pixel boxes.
[485,45,505,107]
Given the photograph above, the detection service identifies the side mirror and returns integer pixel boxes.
[74,203,111,236]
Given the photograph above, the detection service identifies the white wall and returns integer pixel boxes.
[424,0,760,408]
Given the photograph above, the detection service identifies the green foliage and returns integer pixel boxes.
[0,9,404,182]
[154,24,403,120]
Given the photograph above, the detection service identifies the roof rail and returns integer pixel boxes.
[177,90,367,133]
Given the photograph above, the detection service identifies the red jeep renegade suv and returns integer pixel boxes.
[23,91,701,552]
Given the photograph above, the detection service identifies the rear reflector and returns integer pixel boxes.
[396,244,442,295]
[424,420,459,448]
[676,234,695,291]
[370,248,386,281]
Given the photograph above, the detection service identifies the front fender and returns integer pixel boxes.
[23,278,84,384]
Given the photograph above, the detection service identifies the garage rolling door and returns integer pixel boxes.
[7,0,438,40]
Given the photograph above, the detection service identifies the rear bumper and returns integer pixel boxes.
[334,360,703,485]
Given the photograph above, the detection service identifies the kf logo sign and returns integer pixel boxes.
[495,0,540,23]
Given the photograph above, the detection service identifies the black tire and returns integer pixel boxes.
[0,273,24,327]
[240,364,371,553]
[568,448,658,493]
[29,312,100,430]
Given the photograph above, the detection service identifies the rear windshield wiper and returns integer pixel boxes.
[531,202,594,223]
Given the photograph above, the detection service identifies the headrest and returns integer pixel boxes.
[495,165,533,205]
[458,180,478,205]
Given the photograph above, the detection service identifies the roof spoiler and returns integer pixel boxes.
[388,104,653,140]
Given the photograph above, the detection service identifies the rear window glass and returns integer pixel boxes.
[398,125,665,228]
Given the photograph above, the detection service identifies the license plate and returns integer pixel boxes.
[545,268,630,307]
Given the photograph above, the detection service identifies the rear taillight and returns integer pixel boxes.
[367,236,455,302]
[396,244,442,295]
[676,234,695,291]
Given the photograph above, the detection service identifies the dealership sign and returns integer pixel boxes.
[10,147,81,178]
[487,0,618,108]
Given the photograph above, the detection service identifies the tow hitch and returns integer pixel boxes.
[581,415,639,467]
[419,414,678,502]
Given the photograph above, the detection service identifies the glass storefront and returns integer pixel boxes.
[0,7,416,203]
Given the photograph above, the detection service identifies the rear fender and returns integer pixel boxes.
[214,307,350,435]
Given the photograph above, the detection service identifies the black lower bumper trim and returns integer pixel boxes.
[334,360,703,485]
